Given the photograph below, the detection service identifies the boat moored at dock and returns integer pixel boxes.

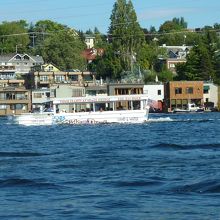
[173,103,204,113]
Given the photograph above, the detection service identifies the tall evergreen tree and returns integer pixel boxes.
[108,0,145,74]
[176,43,214,81]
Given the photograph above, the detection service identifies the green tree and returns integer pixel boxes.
[176,43,215,81]
[159,17,187,33]
[136,42,166,71]
[214,51,220,84]
[108,0,145,75]
[39,30,86,70]
[0,20,30,54]
[89,44,123,79]
[30,20,68,50]
[158,17,190,46]
[158,70,173,82]
[93,27,107,48]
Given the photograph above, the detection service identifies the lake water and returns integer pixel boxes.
[0,113,220,220]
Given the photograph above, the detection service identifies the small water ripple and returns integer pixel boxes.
[0,178,61,190]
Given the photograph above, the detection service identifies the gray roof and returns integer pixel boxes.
[0,53,44,63]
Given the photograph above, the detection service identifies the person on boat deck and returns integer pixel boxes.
[99,107,103,112]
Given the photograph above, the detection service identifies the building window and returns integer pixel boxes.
[171,99,176,109]
[15,104,23,110]
[69,75,78,81]
[169,63,175,68]
[33,93,42,98]
[50,89,56,98]
[16,93,25,100]
[175,88,182,94]
[40,76,48,82]
[48,66,54,71]
[23,55,29,60]
[176,99,182,108]
[83,75,93,81]
[55,75,65,82]
[157,90,161,95]
[72,88,84,97]
[0,93,5,100]
[15,55,22,60]
[10,104,15,110]
[0,104,7,109]
[186,87,193,94]
[204,88,209,94]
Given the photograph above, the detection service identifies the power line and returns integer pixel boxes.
[0,27,219,39]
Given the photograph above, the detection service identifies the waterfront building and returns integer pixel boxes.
[50,84,85,113]
[107,82,144,110]
[0,64,16,80]
[203,82,219,110]
[85,80,107,97]
[143,83,164,112]
[0,79,31,116]
[164,81,204,112]
[33,70,95,89]
[31,88,51,112]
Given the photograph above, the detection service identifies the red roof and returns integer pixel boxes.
[81,48,104,61]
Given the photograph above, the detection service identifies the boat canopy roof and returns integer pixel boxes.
[53,94,148,105]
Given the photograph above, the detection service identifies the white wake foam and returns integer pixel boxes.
[148,117,173,122]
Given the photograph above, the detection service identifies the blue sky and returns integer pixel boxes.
[0,0,219,33]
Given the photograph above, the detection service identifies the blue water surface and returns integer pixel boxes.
[0,112,220,220]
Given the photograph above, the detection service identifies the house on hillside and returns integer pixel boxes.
[81,48,104,63]
[0,53,44,76]
[85,35,95,49]
[31,63,61,72]
[159,44,192,74]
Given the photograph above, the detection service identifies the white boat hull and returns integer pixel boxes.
[14,110,148,126]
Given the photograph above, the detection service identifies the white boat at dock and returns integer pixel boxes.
[13,94,149,125]
[173,103,204,113]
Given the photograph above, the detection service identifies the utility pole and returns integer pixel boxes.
[30,34,36,48]
[15,44,22,53]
